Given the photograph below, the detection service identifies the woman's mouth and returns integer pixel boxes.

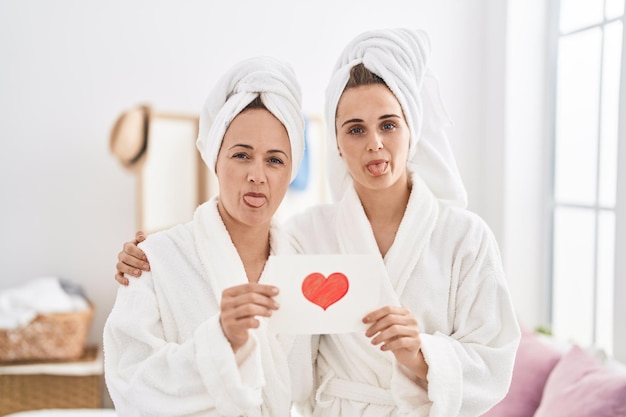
[243,192,267,208]
[366,160,388,176]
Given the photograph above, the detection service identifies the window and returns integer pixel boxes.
[550,0,624,354]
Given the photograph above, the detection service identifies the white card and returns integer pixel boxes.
[262,254,388,334]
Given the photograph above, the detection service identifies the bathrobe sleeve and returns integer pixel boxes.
[103,273,264,417]
[391,215,520,417]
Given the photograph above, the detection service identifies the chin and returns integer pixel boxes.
[242,208,273,225]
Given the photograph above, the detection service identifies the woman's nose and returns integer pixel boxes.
[247,160,267,184]
[367,133,384,152]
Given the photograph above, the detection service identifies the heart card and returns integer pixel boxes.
[262,254,387,334]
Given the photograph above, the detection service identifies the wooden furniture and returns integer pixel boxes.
[0,347,103,416]
[109,105,212,234]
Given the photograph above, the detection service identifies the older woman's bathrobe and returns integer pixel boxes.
[286,172,520,417]
[104,198,294,417]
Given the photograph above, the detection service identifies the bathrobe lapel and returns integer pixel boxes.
[193,198,247,302]
[335,171,439,298]
[192,197,293,417]
[311,172,439,415]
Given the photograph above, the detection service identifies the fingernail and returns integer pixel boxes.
[144,263,150,271]
[273,302,279,309]
[133,269,140,275]
[271,287,279,295]
[363,316,369,323]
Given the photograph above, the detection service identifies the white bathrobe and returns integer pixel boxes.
[103,198,295,417]
[285,172,520,417]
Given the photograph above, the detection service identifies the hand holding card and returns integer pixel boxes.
[262,254,388,334]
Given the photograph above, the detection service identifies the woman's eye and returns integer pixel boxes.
[348,126,364,135]
[233,152,248,159]
[268,157,284,165]
[382,122,396,130]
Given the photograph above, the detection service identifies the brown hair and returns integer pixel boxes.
[345,63,387,89]
[243,95,267,110]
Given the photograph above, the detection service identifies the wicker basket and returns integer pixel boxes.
[0,346,103,416]
[0,304,94,363]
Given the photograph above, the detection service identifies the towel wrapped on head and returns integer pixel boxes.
[197,56,305,181]
[325,28,468,207]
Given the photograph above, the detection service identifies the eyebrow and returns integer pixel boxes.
[340,114,402,127]
[228,143,289,158]
[267,149,289,159]
[228,144,253,150]
[380,114,401,120]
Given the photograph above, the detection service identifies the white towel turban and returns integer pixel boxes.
[325,28,468,207]
[197,56,305,182]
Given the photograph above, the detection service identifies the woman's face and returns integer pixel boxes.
[215,108,292,228]
[335,84,410,194]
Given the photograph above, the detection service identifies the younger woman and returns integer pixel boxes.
[285,29,519,416]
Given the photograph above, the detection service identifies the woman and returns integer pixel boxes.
[103,56,306,417]
[116,29,520,416]
[286,29,520,416]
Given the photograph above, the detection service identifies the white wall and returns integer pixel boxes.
[502,1,552,329]
[0,0,514,346]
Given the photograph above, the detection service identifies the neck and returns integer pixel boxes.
[218,203,271,283]
[354,173,411,257]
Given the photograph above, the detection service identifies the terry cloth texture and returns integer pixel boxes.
[104,198,296,417]
[285,170,520,417]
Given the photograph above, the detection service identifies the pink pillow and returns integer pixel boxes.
[534,345,626,417]
[483,327,562,417]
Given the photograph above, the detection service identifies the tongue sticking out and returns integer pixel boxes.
[243,195,266,208]
[367,161,388,177]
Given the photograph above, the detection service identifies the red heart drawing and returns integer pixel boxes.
[302,272,349,311]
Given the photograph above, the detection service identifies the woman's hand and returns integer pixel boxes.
[115,231,150,285]
[363,306,428,382]
[220,283,279,352]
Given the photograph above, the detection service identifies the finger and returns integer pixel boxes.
[118,252,147,273]
[363,306,409,323]
[371,324,419,345]
[219,316,257,351]
[222,303,275,321]
[365,312,416,337]
[222,291,279,312]
[123,240,149,264]
[115,260,139,278]
[220,311,266,347]
[231,316,261,330]
[380,336,421,353]
[115,272,129,286]
[135,231,146,243]
[222,283,279,298]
